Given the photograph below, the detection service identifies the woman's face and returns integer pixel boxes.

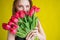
[15,0,30,13]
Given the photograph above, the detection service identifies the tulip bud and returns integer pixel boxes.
[28,6,34,17]
[19,11,25,18]
[10,16,18,24]
[2,23,11,30]
[15,12,20,19]
[10,28,17,34]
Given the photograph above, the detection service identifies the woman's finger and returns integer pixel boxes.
[26,30,33,40]
[30,32,36,38]
[32,30,38,33]
[28,33,37,40]
[26,31,37,40]
[26,30,35,39]
[26,29,38,40]
[29,30,37,38]
[31,35,36,40]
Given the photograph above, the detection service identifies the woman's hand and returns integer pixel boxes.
[26,29,38,40]
[26,27,46,40]
[26,20,46,40]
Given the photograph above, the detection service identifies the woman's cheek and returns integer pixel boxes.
[27,7,30,11]
[17,7,23,11]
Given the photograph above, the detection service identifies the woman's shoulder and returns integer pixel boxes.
[38,19,41,24]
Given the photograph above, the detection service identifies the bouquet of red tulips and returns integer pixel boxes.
[2,6,40,38]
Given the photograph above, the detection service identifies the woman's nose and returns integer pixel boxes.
[23,7,27,12]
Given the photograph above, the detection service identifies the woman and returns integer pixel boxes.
[7,0,46,40]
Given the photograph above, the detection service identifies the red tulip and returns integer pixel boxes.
[10,16,18,24]
[28,6,40,17]
[14,12,20,19]
[12,24,18,29]
[8,21,14,25]
[2,23,11,30]
[28,7,34,17]
[10,28,17,34]
[25,11,29,15]
[9,23,19,34]
[8,21,18,29]
[19,11,25,18]
[32,6,40,12]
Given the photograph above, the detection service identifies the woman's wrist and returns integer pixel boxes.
[8,31,15,40]
[37,33,46,40]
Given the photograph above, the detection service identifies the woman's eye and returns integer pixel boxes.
[26,5,29,8]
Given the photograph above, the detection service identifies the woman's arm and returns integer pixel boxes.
[37,20,46,40]
[7,31,15,40]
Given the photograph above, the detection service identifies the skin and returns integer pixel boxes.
[8,0,46,40]
[15,0,30,13]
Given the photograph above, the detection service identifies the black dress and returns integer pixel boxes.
[15,36,26,40]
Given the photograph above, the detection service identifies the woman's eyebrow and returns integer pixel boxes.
[18,5,23,7]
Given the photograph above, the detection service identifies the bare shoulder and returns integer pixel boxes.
[38,19,41,24]
[38,19,46,37]
[37,19,41,27]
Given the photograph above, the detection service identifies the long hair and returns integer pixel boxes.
[12,0,33,15]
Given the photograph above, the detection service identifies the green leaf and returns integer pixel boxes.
[24,27,30,33]
[16,32,27,38]
[18,18,23,23]
[16,27,27,38]
[28,16,32,23]
[34,36,39,40]
[23,22,30,33]
[24,16,27,22]
[35,17,38,27]
[31,21,35,30]
[24,22,29,28]
[31,14,36,30]
[17,27,26,34]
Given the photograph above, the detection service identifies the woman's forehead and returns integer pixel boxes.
[17,0,30,5]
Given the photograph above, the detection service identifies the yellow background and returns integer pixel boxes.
[0,0,60,40]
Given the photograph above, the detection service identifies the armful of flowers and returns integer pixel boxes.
[2,6,40,38]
